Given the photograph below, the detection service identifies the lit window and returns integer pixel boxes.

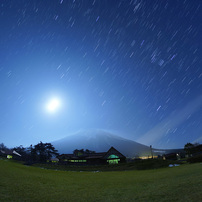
[108,154,119,159]
[7,155,12,159]
[107,159,120,164]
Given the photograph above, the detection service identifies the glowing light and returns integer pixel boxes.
[7,155,13,159]
[108,154,119,159]
[46,98,61,113]
[107,159,120,164]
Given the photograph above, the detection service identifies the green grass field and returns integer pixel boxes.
[0,159,201,201]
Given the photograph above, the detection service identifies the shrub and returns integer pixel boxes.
[187,154,202,163]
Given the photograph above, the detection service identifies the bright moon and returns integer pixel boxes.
[45,98,61,113]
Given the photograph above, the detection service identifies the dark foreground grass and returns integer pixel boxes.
[0,159,201,202]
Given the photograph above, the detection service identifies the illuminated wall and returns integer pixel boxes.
[7,155,12,159]
[68,160,87,163]
[107,154,120,164]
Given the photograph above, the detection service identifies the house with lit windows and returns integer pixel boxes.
[58,147,126,165]
[0,149,21,159]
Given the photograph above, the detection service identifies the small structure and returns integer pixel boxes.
[48,157,59,163]
[103,147,126,164]
[0,149,21,159]
[58,147,126,165]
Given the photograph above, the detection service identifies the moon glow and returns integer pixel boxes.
[46,98,61,113]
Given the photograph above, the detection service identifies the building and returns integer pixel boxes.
[0,149,21,159]
[48,157,59,163]
[58,147,126,165]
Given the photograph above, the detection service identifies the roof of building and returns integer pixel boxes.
[58,147,126,160]
[1,149,21,156]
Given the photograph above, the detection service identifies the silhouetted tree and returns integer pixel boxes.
[0,143,8,157]
[12,145,27,160]
[45,143,59,160]
[184,142,202,157]
[13,145,26,154]
[34,142,59,162]
[184,143,194,157]
[27,144,37,162]
[73,149,84,156]
[85,149,95,154]
[0,143,7,150]
[73,149,95,156]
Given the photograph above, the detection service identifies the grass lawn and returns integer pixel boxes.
[0,159,201,201]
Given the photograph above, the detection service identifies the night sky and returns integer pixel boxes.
[0,0,201,149]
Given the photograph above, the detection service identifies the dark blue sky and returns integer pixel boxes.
[0,0,201,149]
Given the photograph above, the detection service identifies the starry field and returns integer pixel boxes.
[0,0,201,149]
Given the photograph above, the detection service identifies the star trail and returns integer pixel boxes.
[0,0,201,149]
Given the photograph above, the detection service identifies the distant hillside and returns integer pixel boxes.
[52,129,153,158]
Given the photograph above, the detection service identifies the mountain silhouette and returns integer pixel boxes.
[52,129,153,158]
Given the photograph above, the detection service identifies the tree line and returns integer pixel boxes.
[1,141,201,163]
[184,142,202,157]
[0,142,58,163]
